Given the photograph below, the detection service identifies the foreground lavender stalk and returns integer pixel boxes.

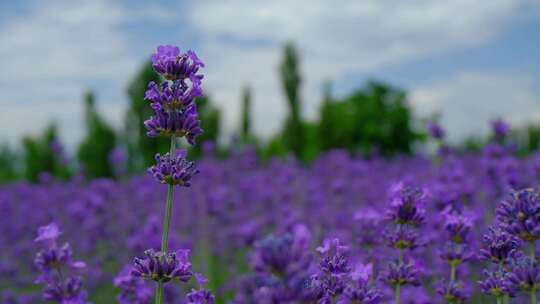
[34,223,88,303]
[134,45,204,304]
[381,183,424,303]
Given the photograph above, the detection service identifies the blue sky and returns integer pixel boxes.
[0,0,539,148]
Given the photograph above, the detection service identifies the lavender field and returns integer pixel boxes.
[3,132,540,303]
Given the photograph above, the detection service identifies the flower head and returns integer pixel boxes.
[436,281,468,304]
[148,150,199,186]
[132,249,192,283]
[144,104,203,143]
[186,273,216,304]
[506,255,540,292]
[478,269,515,298]
[497,187,540,242]
[380,261,420,287]
[386,183,426,226]
[479,227,521,264]
[427,122,446,140]
[492,119,510,139]
[151,45,204,80]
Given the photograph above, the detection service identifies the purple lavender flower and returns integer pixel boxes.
[145,78,202,112]
[379,261,420,287]
[114,265,153,304]
[250,232,311,277]
[506,255,540,293]
[34,223,88,303]
[443,212,473,244]
[439,242,474,266]
[427,121,446,140]
[492,119,510,139]
[132,249,192,283]
[144,104,203,143]
[311,238,352,299]
[384,225,421,250]
[436,280,468,304]
[151,45,204,81]
[186,273,215,304]
[317,238,350,277]
[386,182,426,226]
[479,227,521,264]
[497,187,540,242]
[478,269,515,298]
[338,263,381,304]
[148,150,199,186]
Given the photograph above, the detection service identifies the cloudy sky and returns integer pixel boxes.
[1,0,539,149]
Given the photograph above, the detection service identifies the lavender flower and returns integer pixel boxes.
[186,273,215,304]
[132,249,192,283]
[427,121,446,140]
[379,261,420,287]
[148,150,199,186]
[34,223,88,303]
[497,187,540,242]
[436,280,468,304]
[478,269,515,298]
[144,104,203,143]
[492,119,510,140]
[151,46,204,81]
[506,255,540,293]
[479,227,521,264]
[386,183,426,226]
[114,265,153,304]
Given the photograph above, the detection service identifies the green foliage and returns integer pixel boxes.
[279,42,304,158]
[317,81,420,155]
[77,91,116,179]
[0,144,19,182]
[22,123,69,182]
[125,61,169,170]
[240,86,252,143]
[190,95,221,158]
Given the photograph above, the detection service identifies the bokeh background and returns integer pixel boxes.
[1,0,540,181]
[2,1,540,303]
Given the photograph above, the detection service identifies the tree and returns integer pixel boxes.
[189,95,221,158]
[317,81,419,155]
[279,43,304,159]
[22,123,68,182]
[77,91,116,179]
[240,86,252,143]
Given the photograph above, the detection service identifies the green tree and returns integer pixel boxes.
[279,43,304,159]
[190,95,221,158]
[77,91,116,179]
[22,123,67,182]
[317,81,419,155]
[0,144,19,182]
[240,86,252,143]
[125,61,168,170]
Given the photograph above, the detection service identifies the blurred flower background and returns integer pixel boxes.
[2,0,540,303]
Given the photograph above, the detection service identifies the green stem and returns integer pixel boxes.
[531,242,537,304]
[399,248,404,265]
[502,294,509,304]
[531,242,536,262]
[155,282,163,304]
[450,262,456,282]
[155,135,177,304]
[395,284,401,304]
[496,296,502,304]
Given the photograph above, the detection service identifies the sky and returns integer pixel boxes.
[0,0,539,149]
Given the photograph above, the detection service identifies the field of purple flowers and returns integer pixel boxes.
[3,45,540,304]
[2,143,540,303]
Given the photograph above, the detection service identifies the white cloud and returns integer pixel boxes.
[410,72,540,141]
[0,0,163,149]
[190,0,536,139]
